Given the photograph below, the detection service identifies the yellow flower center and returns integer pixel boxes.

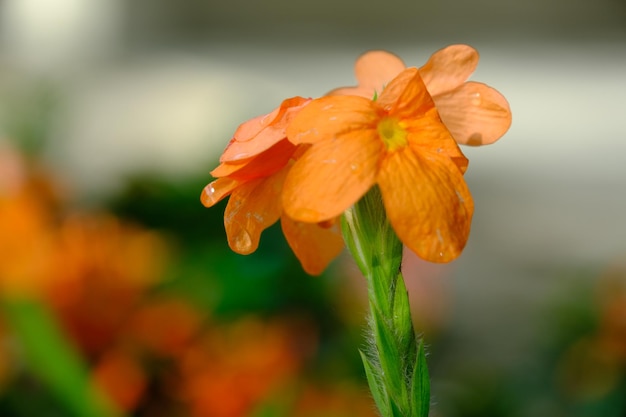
[377,117,408,152]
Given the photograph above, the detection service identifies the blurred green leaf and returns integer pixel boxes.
[2,299,118,417]
[109,174,223,241]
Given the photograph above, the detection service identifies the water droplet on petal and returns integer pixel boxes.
[233,229,253,253]
[293,207,322,223]
[436,229,444,245]
[471,92,481,106]
[201,179,238,207]
[230,152,250,160]
[455,189,465,204]
[201,183,219,206]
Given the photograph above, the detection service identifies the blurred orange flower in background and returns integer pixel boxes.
[90,298,205,412]
[201,96,344,275]
[292,384,378,417]
[0,146,58,298]
[0,143,174,412]
[1,143,352,417]
[329,44,512,146]
[597,278,626,362]
[177,316,316,417]
[283,68,473,262]
[0,189,54,296]
[47,213,168,357]
[91,347,147,412]
[81,287,320,416]
[557,265,626,401]
[126,298,203,358]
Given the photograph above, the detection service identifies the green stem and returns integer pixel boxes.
[342,187,430,417]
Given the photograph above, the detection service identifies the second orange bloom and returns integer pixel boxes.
[282,68,474,263]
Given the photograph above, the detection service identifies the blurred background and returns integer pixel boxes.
[0,0,625,416]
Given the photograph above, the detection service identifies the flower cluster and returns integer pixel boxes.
[202,45,511,273]
[0,144,333,417]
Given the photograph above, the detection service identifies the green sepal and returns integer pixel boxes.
[372,311,407,411]
[389,395,405,417]
[359,350,388,417]
[341,186,402,283]
[341,210,369,276]
[410,341,431,417]
[391,272,417,371]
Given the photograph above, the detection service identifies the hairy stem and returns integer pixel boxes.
[342,187,430,417]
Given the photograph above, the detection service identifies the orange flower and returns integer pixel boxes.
[48,214,168,356]
[126,298,202,358]
[329,44,511,146]
[0,147,57,298]
[91,348,147,412]
[283,68,473,263]
[177,317,312,417]
[292,384,378,417]
[201,97,344,275]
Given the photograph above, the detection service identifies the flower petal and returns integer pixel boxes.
[419,44,479,96]
[200,177,241,207]
[209,158,249,178]
[377,146,474,263]
[221,96,310,161]
[282,129,381,223]
[218,114,271,162]
[286,95,379,145]
[378,69,470,172]
[434,81,512,146]
[211,139,296,180]
[221,126,284,162]
[224,169,287,254]
[281,216,344,275]
[234,112,276,143]
[355,50,406,91]
[404,107,470,174]
[378,68,434,120]
[327,50,406,98]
